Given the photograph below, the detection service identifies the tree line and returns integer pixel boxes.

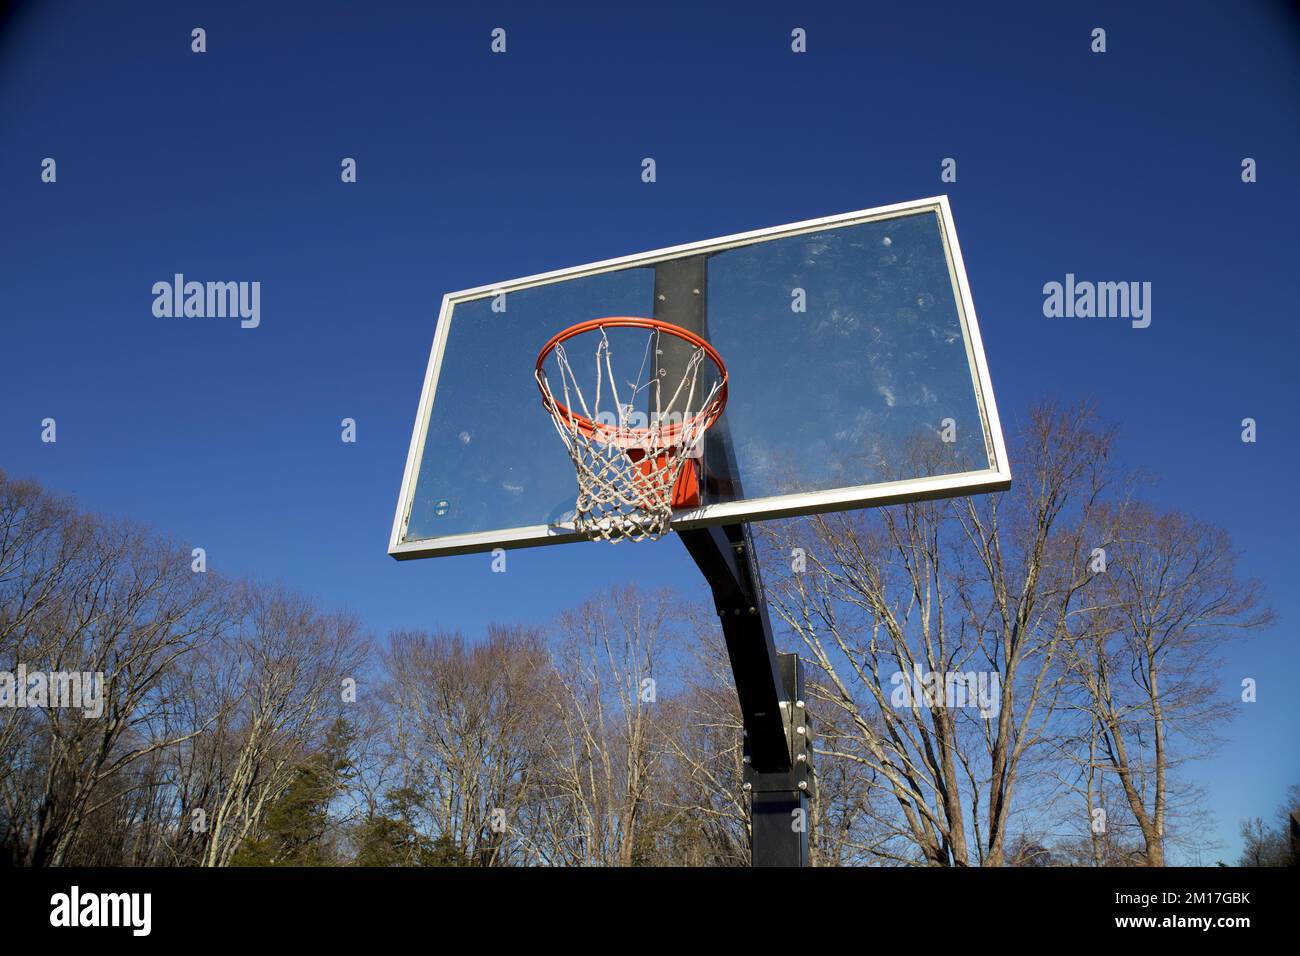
[1,402,1291,866]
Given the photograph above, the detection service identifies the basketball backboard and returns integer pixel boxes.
[390,195,1009,558]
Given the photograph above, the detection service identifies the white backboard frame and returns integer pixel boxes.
[389,195,1010,559]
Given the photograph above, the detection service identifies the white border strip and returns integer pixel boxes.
[389,195,1011,559]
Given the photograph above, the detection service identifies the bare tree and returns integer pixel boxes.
[3,457,1274,869]
[1066,505,1272,865]
[544,586,675,866]
[378,626,553,865]
[199,585,366,866]
[652,613,749,866]
[762,403,1119,865]
[1237,785,1298,866]
[1,479,224,865]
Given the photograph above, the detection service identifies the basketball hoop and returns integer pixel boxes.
[535,316,728,542]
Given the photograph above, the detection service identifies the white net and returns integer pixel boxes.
[536,322,726,543]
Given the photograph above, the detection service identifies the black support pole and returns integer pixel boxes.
[678,525,813,865]
[654,258,812,866]
[746,652,812,867]
[678,523,789,772]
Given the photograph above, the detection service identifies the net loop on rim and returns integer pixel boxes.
[535,317,729,543]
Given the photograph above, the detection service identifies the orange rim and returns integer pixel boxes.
[535,316,729,447]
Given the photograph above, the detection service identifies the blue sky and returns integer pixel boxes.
[1,0,1297,862]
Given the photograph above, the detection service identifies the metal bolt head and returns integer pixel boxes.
[795,699,806,709]
[796,726,806,735]
[798,781,808,791]
[742,755,751,764]
[797,753,807,763]
[743,782,753,792]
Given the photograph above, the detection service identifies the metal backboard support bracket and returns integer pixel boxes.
[679,526,813,866]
